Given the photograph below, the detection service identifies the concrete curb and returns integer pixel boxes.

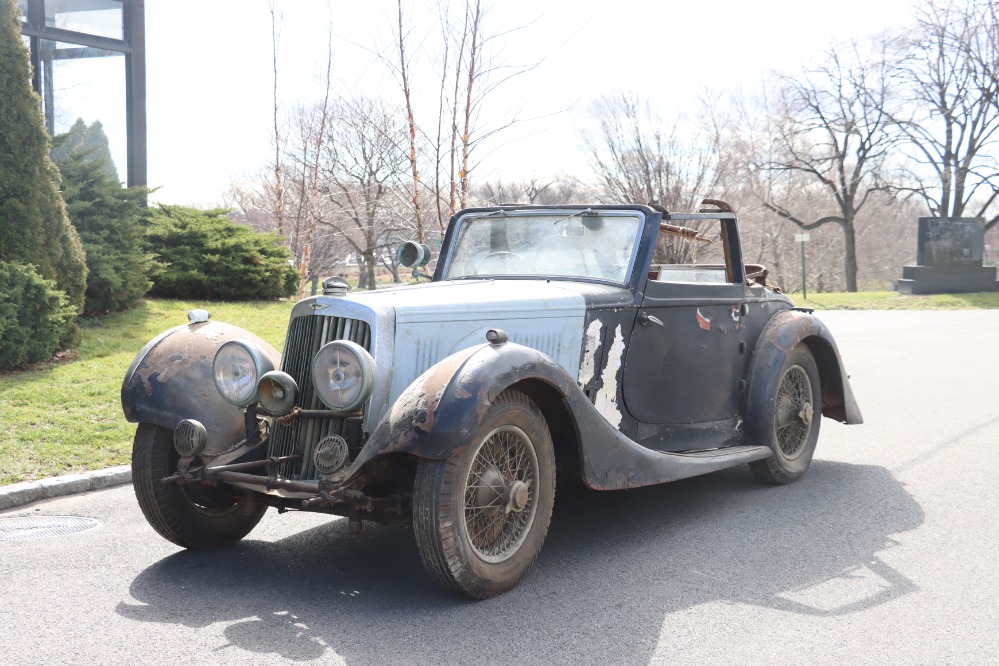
[0,466,131,511]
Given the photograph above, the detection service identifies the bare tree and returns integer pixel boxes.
[757,41,899,292]
[583,93,730,262]
[585,94,727,209]
[474,174,582,205]
[892,0,999,229]
[268,1,285,236]
[396,0,427,243]
[317,98,411,290]
[389,0,543,235]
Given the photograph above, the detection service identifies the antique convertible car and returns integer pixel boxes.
[122,200,862,598]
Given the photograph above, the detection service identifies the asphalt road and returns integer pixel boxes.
[2,310,998,665]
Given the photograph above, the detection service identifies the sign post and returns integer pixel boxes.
[794,233,811,299]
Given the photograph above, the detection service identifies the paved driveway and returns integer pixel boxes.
[2,310,997,665]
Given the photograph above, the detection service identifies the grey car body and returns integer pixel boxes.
[122,200,862,598]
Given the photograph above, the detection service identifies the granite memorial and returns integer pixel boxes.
[897,217,998,294]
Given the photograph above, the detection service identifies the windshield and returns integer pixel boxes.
[444,211,643,283]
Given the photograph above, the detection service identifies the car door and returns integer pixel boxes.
[621,215,751,451]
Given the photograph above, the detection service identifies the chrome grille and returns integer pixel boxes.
[268,314,371,480]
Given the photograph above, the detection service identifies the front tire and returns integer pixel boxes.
[749,344,822,485]
[131,423,266,549]
[413,390,556,599]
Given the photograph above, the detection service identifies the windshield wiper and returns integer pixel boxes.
[550,208,596,225]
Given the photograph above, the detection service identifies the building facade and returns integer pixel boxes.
[18,0,145,187]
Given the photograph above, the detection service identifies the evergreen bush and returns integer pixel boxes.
[0,261,77,370]
[146,205,298,300]
[0,0,88,329]
[54,133,152,314]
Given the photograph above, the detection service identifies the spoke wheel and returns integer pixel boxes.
[750,344,822,485]
[413,390,555,599]
[774,365,813,459]
[462,424,540,563]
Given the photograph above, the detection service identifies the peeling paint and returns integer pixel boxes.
[578,319,603,387]
[594,324,625,427]
[195,324,221,341]
[137,353,201,396]
[696,309,712,331]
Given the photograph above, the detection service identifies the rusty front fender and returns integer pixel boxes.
[121,320,280,453]
[340,341,576,487]
[745,309,863,427]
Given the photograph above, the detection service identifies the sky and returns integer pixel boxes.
[143,0,919,206]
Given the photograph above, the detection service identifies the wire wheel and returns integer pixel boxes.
[413,389,556,598]
[461,425,540,563]
[774,365,814,459]
[749,344,822,485]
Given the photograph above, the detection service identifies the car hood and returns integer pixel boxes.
[298,280,588,407]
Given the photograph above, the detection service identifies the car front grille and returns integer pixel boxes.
[267,314,372,480]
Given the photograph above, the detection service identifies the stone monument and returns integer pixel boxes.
[897,217,999,294]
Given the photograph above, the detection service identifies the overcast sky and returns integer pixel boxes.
[143,0,918,206]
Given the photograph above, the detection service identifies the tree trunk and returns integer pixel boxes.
[362,251,377,290]
[842,221,858,293]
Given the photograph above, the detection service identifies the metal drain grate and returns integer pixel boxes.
[0,515,101,541]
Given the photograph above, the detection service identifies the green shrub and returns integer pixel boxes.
[51,117,119,181]
[0,262,77,370]
[146,205,298,300]
[54,138,152,314]
[0,0,87,325]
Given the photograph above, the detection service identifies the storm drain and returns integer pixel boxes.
[0,515,101,541]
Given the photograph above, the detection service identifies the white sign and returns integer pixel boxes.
[795,233,811,242]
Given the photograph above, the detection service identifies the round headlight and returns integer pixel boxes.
[312,340,376,413]
[213,340,274,407]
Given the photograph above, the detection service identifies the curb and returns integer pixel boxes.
[0,466,132,511]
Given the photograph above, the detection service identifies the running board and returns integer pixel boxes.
[582,443,773,491]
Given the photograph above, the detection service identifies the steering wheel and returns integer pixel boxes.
[479,251,523,272]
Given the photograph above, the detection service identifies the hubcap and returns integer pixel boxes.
[462,425,539,563]
[774,365,813,459]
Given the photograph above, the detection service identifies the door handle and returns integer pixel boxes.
[640,312,664,327]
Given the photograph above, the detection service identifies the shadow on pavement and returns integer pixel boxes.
[117,460,923,664]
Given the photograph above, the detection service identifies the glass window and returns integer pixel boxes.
[446,212,643,284]
[45,0,123,41]
[17,1,28,22]
[648,219,731,284]
[39,39,126,180]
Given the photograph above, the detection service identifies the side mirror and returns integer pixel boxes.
[397,241,433,268]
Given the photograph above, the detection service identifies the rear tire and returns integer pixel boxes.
[413,390,556,599]
[749,344,822,485]
[131,423,266,549]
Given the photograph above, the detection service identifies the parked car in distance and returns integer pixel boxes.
[122,199,862,598]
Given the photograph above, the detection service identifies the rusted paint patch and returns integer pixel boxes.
[387,348,472,435]
[137,353,202,396]
[696,309,712,331]
[593,324,625,427]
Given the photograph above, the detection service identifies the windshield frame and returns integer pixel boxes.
[437,207,648,287]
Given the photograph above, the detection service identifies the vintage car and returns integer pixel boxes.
[122,200,862,599]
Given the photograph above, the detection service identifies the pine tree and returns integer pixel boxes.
[0,0,87,329]
[55,147,151,314]
[51,118,119,181]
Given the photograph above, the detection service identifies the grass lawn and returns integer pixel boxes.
[786,290,999,310]
[2,288,998,486]
[0,298,293,485]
